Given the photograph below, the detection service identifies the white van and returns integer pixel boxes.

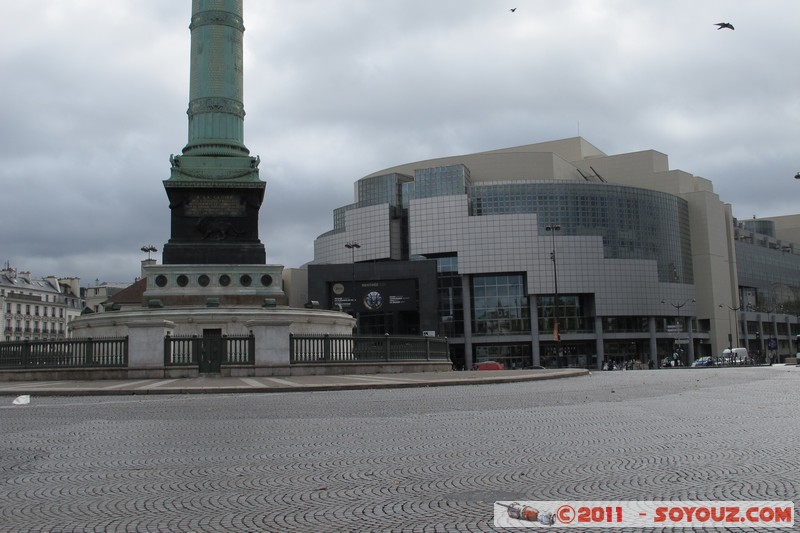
[721,347,750,365]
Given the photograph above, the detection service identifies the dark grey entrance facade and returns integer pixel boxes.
[308,261,439,338]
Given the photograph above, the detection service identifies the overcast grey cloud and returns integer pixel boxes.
[1,1,798,285]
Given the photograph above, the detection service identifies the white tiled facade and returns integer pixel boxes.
[314,137,800,369]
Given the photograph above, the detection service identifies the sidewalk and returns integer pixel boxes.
[0,368,588,397]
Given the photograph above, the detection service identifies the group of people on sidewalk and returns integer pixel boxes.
[603,359,656,371]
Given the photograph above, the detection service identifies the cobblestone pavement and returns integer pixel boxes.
[1,366,798,532]
[0,368,585,396]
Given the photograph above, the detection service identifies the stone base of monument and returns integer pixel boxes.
[142,264,287,307]
[70,306,358,377]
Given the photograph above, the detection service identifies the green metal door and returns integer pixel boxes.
[198,329,223,374]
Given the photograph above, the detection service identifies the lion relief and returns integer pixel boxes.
[195,218,244,241]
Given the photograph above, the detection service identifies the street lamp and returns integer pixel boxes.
[344,241,360,280]
[718,302,742,353]
[662,298,695,364]
[545,224,562,368]
[140,245,158,260]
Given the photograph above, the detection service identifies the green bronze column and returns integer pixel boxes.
[184,0,248,157]
[163,0,266,265]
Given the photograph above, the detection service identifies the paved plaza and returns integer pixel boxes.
[1,366,798,532]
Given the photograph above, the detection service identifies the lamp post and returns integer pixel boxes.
[140,245,158,260]
[545,224,562,368]
[718,303,742,355]
[662,298,695,365]
[344,241,360,281]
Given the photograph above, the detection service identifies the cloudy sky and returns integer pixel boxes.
[1,1,798,285]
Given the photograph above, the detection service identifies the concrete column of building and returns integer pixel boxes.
[594,315,604,370]
[687,317,695,364]
[741,313,750,351]
[770,313,778,363]
[784,315,794,358]
[530,295,540,367]
[648,316,658,366]
[734,312,742,349]
[461,275,473,369]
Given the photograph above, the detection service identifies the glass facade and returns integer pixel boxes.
[474,343,532,369]
[357,173,410,208]
[433,255,463,338]
[471,274,530,336]
[736,242,800,313]
[468,182,693,283]
[602,316,650,333]
[741,219,776,238]
[413,165,471,200]
[537,295,594,334]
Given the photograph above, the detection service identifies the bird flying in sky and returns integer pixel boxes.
[510,8,517,13]
[715,22,734,30]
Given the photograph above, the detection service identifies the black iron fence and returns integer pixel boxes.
[0,337,128,369]
[290,334,449,364]
[164,333,255,367]
[0,333,445,370]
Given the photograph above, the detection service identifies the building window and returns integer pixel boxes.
[474,344,532,369]
[537,295,593,334]
[602,316,649,333]
[433,255,463,337]
[471,274,530,336]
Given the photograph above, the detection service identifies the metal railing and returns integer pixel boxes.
[0,333,445,369]
[290,334,449,364]
[164,333,255,366]
[0,337,128,369]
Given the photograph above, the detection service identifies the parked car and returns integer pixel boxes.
[473,361,505,370]
[721,347,751,365]
[691,356,714,367]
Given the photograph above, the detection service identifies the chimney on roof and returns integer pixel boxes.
[141,258,157,280]
[19,271,31,283]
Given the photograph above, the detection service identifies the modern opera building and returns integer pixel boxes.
[310,137,800,370]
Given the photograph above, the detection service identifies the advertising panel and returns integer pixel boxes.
[330,279,418,313]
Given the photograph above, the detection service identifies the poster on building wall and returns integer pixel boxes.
[330,280,417,313]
